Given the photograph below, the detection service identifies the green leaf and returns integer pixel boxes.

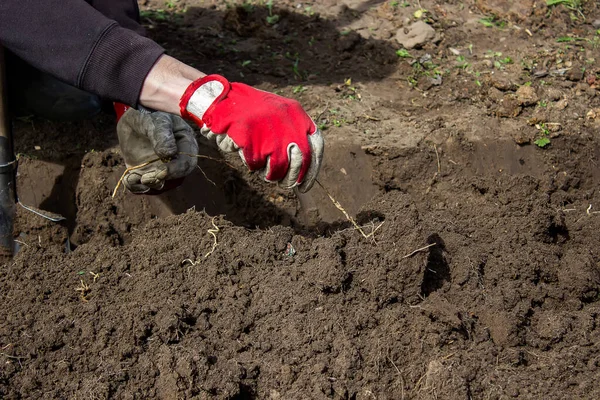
[534,137,551,148]
[266,14,280,24]
[396,49,412,58]
[479,17,495,27]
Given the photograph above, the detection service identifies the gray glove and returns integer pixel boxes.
[116,108,199,194]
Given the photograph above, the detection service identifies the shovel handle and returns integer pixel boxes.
[0,46,16,258]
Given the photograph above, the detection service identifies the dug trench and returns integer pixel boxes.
[2,132,600,399]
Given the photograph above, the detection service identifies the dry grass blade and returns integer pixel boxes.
[315,180,383,239]
[402,243,437,259]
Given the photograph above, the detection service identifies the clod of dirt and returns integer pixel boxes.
[516,85,539,106]
[587,108,600,121]
[566,63,585,82]
[395,20,438,49]
[494,94,522,118]
[488,74,518,92]
[511,128,534,145]
[543,87,565,102]
[475,0,535,20]
[554,98,569,110]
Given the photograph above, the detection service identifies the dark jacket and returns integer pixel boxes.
[0,0,165,106]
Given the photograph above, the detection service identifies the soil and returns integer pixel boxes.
[3,1,600,399]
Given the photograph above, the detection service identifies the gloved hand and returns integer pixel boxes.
[179,75,323,192]
[115,103,198,194]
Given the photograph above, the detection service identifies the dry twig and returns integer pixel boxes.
[434,144,441,174]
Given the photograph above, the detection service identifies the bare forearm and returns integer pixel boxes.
[139,55,205,115]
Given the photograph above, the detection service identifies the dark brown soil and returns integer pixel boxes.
[3,1,600,399]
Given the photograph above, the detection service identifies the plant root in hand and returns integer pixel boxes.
[112,158,162,198]
[112,153,236,198]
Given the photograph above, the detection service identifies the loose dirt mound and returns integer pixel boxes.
[3,146,600,399]
[3,0,600,399]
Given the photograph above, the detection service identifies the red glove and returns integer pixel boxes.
[179,75,323,192]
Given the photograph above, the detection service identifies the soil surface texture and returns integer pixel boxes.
[3,1,600,399]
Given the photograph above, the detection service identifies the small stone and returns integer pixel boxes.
[512,130,533,145]
[395,21,437,49]
[544,87,564,102]
[516,85,539,106]
[489,75,517,91]
[593,19,600,29]
[480,59,493,69]
[546,122,562,133]
[417,76,433,91]
[566,64,584,81]
[419,53,432,64]
[586,108,600,120]
[487,87,504,103]
[430,75,443,86]
[554,99,568,110]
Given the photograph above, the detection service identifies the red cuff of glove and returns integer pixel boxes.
[114,102,130,122]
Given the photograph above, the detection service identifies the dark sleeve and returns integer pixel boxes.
[0,0,165,106]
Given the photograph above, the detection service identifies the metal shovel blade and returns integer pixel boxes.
[18,202,66,222]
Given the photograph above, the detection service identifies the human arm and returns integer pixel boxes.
[0,0,164,106]
[138,57,323,192]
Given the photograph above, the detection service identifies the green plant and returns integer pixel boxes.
[534,123,551,147]
[546,0,585,19]
[535,137,551,147]
[396,49,413,58]
[456,55,470,69]
[479,16,507,28]
[140,9,169,21]
[556,36,584,42]
[266,0,280,24]
[293,85,307,94]
[241,1,254,12]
